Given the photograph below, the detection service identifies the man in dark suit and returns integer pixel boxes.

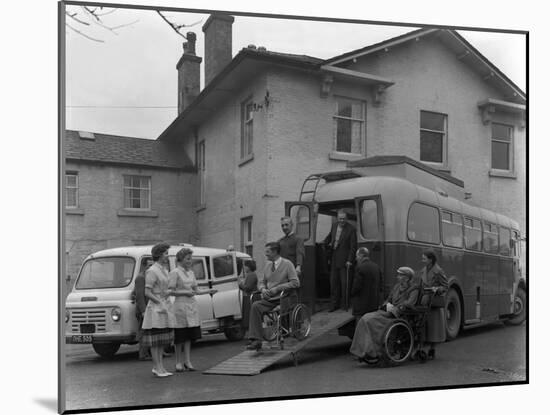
[278,216,305,276]
[351,247,382,320]
[324,210,357,311]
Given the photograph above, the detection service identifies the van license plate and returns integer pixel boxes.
[71,335,93,343]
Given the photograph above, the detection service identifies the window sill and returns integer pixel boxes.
[66,208,84,215]
[117,209,158,218]
[421,160,449,172]
[489,169,516,179]
[196,204,206,213]
[239,153,254,167]
[329,151,364,162]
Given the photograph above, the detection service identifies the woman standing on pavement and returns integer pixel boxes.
[169,248,216,372]
[418,250,449,358]
[238,260,259,332]
[141,242,176,377]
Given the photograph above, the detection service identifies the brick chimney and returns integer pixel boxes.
[202,13,234,86]
[176,32,202,114]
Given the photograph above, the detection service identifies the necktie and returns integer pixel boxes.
[271,262,276,272]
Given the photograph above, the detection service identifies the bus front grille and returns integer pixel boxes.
[70,309,107,333]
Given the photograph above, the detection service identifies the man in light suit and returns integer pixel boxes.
[324,210,357,312]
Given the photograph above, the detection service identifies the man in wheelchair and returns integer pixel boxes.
[246,242,300,351]
[350,266,419,364]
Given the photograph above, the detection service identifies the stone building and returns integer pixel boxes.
[65,15,526,279]
[158,15,526,271]
[63,130,196,296]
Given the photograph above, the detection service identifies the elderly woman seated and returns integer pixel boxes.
[350,266,419,364]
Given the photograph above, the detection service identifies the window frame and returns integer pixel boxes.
[123,175,151,210]
[197,140,206,207]
[240,97,254,161]
[420,110,448,167]
[332,96,366,155]
[491,122,514,172]
[441,210,464,248]
[407,202,441,245]
[241,216,253,257]
[464,217,483,252]
[498,226,512,257]
[482,221,499,254]
[66,171,79,208]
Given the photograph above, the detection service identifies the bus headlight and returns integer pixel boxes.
[111,307,121,322]
[65,309,70,323]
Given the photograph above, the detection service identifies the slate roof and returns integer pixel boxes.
[65,130,194,171]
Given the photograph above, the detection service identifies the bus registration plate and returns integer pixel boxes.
[71,335,93,343]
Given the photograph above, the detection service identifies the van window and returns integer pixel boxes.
[212,255,235,278]
[464,218,482,251]
[359,199,380,240]
[442,211,463,248]
[499,227,511,256]
[290,205,310,241]
[192,258,206,280]
[76,257,135,289]
[408,203,440,244]
[483,222,499,254]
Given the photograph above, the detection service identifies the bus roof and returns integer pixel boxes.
[86,245,250,260]
[313,175,519,230]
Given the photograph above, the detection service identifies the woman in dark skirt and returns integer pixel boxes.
[418,250,449,358]
[168,248,216,372]
[238,260,259,331]
[142,242,176,377]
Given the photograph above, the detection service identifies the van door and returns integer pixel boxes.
[210,252,241,318]
[192,257,214,321]
[285,201,317,311]
[354,196,385,307]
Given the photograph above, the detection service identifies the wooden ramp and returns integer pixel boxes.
[203,309,354,376]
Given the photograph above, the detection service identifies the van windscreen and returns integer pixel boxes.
[76,257,135,289]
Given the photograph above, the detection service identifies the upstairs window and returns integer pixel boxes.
[491,123,513,171]
[66,172,79,208]
[123,175,151,210]
[241,99,254,160]
[333,97,365,154]
[420,111,447,166]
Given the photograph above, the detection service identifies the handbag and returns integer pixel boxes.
[431,293,446,308]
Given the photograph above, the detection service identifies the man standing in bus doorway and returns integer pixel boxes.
[324,210,357,312]
[351,248,382,321]
[278,216,305,277]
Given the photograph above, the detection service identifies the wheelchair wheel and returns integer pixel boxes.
[383,319,414,364]
[262,311,278,342]
[291,304,311,340]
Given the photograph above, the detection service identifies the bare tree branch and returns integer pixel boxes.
[110,20,140,31]
[66,12,90,26]
[95,9,116,17]
[66,23,105,43]
[156,11,187,39]
[81,6,120,35]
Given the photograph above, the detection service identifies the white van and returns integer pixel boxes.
[65,244,252,358]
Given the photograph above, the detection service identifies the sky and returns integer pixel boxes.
[64,4,527,139]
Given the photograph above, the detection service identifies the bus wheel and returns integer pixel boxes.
[92,343,120,358]
[506,287,526,326]
[445,289,462,340]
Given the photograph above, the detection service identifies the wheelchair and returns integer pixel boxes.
[260,291,312,350]
[379,287,438,365]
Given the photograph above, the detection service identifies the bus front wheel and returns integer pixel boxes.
[92,343,120,358]
[445,289,462,340]
[506,287,526,326]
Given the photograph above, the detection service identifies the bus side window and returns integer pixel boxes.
[483,222,499,254]
[464,218,482,251]
[442,211,463,248]
[499,227,511,256]
[360,199,380,240]
[408,203,440,244]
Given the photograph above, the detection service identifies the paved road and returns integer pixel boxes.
[63,322,526,411]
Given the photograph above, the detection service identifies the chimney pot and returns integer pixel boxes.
[177,31,202,114]
[248,44,257,50]
[186,32,196,55]
[257,46,266,52]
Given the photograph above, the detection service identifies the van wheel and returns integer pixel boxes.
[506,287,526,326]
[224,325,245,341]
[92,343,120,358]
[445,289,462,340]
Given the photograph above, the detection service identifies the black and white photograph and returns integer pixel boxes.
[57,0,531,413]
[6,0,542,414]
